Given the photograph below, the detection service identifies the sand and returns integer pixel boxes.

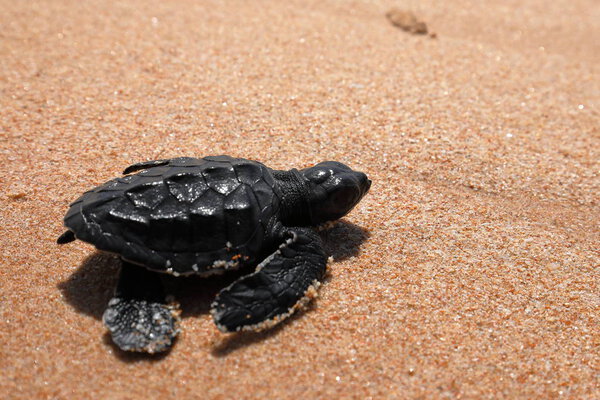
[1,0,598,398]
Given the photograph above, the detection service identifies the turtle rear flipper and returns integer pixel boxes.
[103,262,180,353]
[57,230,76,244]
[211,226,327,332]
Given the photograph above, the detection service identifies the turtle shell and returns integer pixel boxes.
[63,156,282,275]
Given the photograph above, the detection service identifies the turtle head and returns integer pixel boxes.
[300,161,371,225]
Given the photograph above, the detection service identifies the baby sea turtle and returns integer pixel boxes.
[57,156,370,353]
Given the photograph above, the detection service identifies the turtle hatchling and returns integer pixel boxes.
[58,155,370,353]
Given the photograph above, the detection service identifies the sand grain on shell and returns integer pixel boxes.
[1,0,599,398]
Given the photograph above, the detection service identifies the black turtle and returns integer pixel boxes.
[57,155,370,353]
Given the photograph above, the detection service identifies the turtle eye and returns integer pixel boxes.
[306,168,331,184]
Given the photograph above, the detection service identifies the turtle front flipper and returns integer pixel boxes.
[211,226,327,332]
[122,159,170,174]
[103,262,181,353]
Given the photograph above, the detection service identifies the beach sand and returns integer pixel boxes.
[1,0,598,398]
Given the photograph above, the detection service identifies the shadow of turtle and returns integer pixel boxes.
[57,252,121,320]
[58,253,245,362]
[209,301,317,358]
[321,219,370,263]
[57,253,246,320]
[58,219,370,359]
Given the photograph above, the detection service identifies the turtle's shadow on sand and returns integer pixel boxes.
[321,219,371,264]
[58,220,369,359]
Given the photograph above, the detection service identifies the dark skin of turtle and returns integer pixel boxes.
[58,155,371,353]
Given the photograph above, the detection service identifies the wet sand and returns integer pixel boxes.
[1,0,598,398]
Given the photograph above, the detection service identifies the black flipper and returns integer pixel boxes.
[122,159,170,175]
[57,230,76,244]
[211,226,327,332]
[102,262,180,353]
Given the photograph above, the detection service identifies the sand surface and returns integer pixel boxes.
[1,0,598,398]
